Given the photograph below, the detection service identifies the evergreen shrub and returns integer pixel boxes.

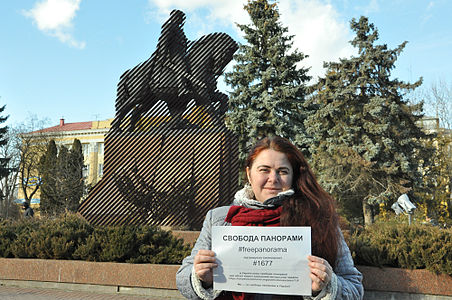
[0,214,191,264]
[0,219,16,257]
[347,223,452,275]
[2,215,451,275]
[6,218,38,258]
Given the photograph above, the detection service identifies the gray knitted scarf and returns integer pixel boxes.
[232,184,294,209]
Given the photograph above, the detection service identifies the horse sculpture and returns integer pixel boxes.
[113,10,238,131]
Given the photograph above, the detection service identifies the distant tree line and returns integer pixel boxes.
[0,110,84,218]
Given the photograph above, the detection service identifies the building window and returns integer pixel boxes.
[98,163,103,177]
[82,144,89,157]
[83,164,90,178]
[98,143,104,156]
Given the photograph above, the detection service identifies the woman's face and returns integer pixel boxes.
[246,149,293,203]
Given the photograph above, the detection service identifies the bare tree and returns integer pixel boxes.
[16,116,52,205]
[430,79,451,130]
[417,79,452,130]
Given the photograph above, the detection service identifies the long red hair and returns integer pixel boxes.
[245,136,339,266]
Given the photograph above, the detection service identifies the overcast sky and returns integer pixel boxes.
[1,0,451,127]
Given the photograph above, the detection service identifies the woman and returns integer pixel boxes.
[176,136,363,299]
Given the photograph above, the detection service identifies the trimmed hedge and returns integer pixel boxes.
[347,223,452,275]
[0,214,191,264]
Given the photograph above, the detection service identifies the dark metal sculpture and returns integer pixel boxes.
[113,10,237,131]
[78,10,239,229]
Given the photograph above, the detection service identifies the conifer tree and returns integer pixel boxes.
[225,0,311,167]
[39,140,58,216]
[0,105,10,181]
[305,17,431,225]
[56,145,70,214]
[67,139,84,212]
[39,139,84,215]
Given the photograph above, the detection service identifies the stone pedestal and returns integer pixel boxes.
[79,127,238,230]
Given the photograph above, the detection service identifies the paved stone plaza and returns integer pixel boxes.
[0,285,182,300]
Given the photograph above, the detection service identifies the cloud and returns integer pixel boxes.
[23,0,86,49]
[278,0,355,80]
[421,1,435,26]
[147,0,249,36]
[148,0,355,80]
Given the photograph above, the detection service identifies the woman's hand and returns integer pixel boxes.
[194,249,217,287]
[308,255,333,293]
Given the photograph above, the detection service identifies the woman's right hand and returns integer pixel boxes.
[193,249,217,287]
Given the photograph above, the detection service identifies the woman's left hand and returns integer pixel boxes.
[308,255,333,293]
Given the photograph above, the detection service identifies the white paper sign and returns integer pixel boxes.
[212,226,311,296]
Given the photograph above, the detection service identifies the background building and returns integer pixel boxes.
[16,118,112,206]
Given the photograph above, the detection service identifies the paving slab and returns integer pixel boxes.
[0,285,182,300]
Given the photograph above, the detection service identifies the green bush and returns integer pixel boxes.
[0,219,17,257]
[129,226,192,264]
[73,224,191,263]
[74,226,136,262]
[348,223,452,275]
[0,214,191,264]
[6,218,38,258]
[33,214,93,259]
[3,215,450,275]
[3,215,93,260]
